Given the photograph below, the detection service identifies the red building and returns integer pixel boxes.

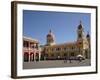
[23,37,41,62]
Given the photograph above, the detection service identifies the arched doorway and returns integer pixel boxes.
[24,52,29,62]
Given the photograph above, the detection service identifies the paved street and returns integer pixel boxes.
[23,59,91,69]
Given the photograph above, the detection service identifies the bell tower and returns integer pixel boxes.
[77,21,89,58]
[77,21,85,41]
[46,30,55,46]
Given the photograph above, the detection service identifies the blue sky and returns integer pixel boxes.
[23,10,91,45]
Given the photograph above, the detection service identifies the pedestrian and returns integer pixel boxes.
[64,56,67,63]
[69,57,72,63]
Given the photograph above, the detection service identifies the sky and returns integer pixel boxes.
[23,10,91,45]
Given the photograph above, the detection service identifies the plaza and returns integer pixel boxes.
[23,59,91,69]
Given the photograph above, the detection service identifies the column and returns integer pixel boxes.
[34,48,36,62]
[39,50,41,61]
[28,41,30,62]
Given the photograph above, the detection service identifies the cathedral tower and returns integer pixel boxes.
[77,21,85,41]
[77,21,89,58]
[46,30,55,46]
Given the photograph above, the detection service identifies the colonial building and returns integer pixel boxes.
[23,37,41,62]
[42,21,90,60]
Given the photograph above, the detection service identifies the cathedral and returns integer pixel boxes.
[41,21,90,60]
[23,21,90,62]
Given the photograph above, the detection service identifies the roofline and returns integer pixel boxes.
[23,36,39,43]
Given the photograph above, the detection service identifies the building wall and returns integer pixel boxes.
[42,22,90,60]
[23,37,41,62]
[42,41,90,60]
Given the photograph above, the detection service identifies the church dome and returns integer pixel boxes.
[78,20,83,29]
[47,30,54,38]
[86,33,90,38]
[78,24,82,29]
[47,33,52,37]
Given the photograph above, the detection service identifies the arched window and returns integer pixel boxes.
[24,52,29,62]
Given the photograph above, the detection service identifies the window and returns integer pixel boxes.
[64,48,66,50]
[71,52,75,56]
[52,48,54,51]
[56,48,60,51]
[64,53,67,56]
[23,41,29,47]
[79,42,82,45]
[36,43,38,49]
[51,54,54,57]
[72,46,75,50]
[78,34,82,38]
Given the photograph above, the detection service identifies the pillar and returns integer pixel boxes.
[28,41,30,62]
[39,51,41,61]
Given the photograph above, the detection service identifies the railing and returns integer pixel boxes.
[23,47,40,52]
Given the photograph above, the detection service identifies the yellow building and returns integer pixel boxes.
[42,21,90,60]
